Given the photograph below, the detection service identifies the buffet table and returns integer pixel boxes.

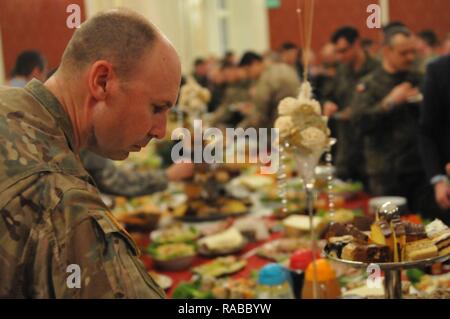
[139,192,371,297]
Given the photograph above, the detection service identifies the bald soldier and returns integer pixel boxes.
[0,10,181,298]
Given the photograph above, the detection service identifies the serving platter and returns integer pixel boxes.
[325,251,450,299]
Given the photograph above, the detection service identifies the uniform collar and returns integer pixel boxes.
[24,79,76,151]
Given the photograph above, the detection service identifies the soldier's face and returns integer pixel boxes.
[335,38,357,65]
[385,35,416,72]
[247,61,264,79]
[281,49,298,65]
[90,43,181,160]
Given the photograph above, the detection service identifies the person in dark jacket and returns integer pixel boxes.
[419,54,450,222]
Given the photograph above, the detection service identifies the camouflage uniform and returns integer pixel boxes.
[0,80,165,299]
[239,63,301,129]
[322,53,379,183]
[351,67,430,211]
[80,150,168,198]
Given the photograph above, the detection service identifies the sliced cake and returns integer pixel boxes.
[404,238,438,261]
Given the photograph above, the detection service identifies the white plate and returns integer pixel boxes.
[148,272,173,290]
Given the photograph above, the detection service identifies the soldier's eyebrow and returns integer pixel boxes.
[151,101,173,111]
[154,101,172,108]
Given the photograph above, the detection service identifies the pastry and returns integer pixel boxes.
[429,229,450,256]
[425,219,449,238]
[346,224,369,243]
[325,235,353,258]
[323,222,349,240]
[365,244,391,263]
[341,242,391,263]
[404,222,427,242]
[404,239,438,261]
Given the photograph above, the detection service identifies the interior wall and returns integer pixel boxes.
[228,0,270,56]
[0,0,86,79]
[0,27,5,85]
[268,0,450,55]
[268,0,382,54]
[0,0,270,78]
[85,0,270,73]
[389,0,450,37]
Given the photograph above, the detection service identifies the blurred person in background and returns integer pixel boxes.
[418,54,450,223]
[441,34,450,55]
[313,42,338,103]
[80,150,194,198]
[192,57,209,88]
[279,42,303,81]
[237,51,300,130]
[319,43,338,78]
[223,50,237,65]
[210,61,252,128]
[6,50,47,88]
[416,29,440,73]
[207,62,227,113]
[361,38,379,58]
[351,26,434,215]
[322,26,379,186]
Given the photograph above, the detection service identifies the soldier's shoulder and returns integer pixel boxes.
[266,63,295,77]
[0,96,86,181]
[0,87,60,158]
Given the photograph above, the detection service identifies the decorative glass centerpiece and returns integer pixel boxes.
[275,81,335,298]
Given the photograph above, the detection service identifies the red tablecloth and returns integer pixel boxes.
[141,192,371,298]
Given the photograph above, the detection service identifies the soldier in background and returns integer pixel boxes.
[322,26,379,185]
[209,61,251,128]
[279,42,304,81]
[351,26,432,214]
[0,9,180,298]
[6,50,47,88]
[237,51,300,130]
[81,150,193,198]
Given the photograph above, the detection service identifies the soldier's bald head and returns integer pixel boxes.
[60,9,164,78]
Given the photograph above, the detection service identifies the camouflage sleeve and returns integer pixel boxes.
[40,187,165,299]
[81,151,168,198]
[350,82,391,135]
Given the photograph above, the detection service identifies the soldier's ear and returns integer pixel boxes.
[88,61,113,101]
